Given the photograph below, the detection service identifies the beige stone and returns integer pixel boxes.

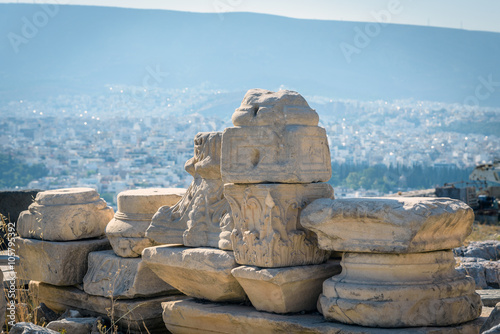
[16,237,111,285]
[319,251,482,327]
[146,132,231,248]
[225,183,333,267]
[231,89,319,127]
[142,245,246,302]
[301,197,474,253]
[218,213,233,250]
[83,250,178,299]
[0,270,5,327]
[231,260,341,313]
[30,281,185,334]
[17,188,114,241]
[221,125,331,184]
[162,298,485,334]
[477,289,500,307]
[106,188,184,257]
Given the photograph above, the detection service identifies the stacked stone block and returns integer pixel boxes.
[16,188,113,285]
[301,197,482,327]
[220,89,341,313]
[143,131,247,303]
[83,188,183,299]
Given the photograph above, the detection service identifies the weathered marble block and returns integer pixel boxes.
[225,183,333,267]
[221,125,331,184]
[162,299,485,334]
[231,260,341,314]
[142,246,246,302]
[319,251,482,327]
[301,197,474,253]
[17,188,114,241]
[106,188,184,257]
[16,237,111,285]
[146,132,231,248]
[83,250,178,299]
[30,281,185,334]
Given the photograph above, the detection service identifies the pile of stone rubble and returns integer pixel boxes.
[8,89,500,334]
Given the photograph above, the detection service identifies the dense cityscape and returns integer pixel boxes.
[1,85,499,205]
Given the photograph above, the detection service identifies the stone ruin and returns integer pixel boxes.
[10,88,490,333]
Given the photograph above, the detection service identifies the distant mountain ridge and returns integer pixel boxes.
[1,4,500,106]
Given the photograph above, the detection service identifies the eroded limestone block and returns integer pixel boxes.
[162,298,485,334]
[222,125,331,184]
[106,188,184,257]
[16,237,111,285]
[231,260,341,314]
[218,213,234,250]
[146,132,231,248]
[225,183,333,267]
[319,251,482,327]
[301,197,474,253]
[142,245,246,302]
[30,281,185,334]
[17,188,114,241]
[83,250,178,299]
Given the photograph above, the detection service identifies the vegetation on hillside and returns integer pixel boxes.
[328,163,473,193]
[0,154,48,189]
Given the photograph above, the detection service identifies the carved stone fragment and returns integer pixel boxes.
[146,132,231,248]
[17,188,113,241]
[106,188,184,257]
[225,183,333,267]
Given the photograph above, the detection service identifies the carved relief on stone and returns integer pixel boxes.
[17,188,114,241]
[146,132,231,248]
[221,89,331,184]
[224,183,333,268]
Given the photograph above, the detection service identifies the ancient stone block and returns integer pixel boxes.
[318,251,482,327]
[83,250,178,299]
[225,183,333,267]
[30,281,185,334]
[218,213,233,250]
[146,132,231,248]
[142,245,246,302]
[162,298,485,334]
[16,237,111,285]
[106,188,184,257]
[301,197,474,253]
[17,188,114,241]
[231,260,341,314]
[221,125,331,184]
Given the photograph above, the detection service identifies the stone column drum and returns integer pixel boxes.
[301,197,482,328]
[106,188,184,257]
[221,89,333,268]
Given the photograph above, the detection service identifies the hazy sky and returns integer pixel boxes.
[2,0,500,33]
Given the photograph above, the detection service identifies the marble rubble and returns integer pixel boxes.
[106,188,184,257]
[16,188,113,285]
[301,196,482,328]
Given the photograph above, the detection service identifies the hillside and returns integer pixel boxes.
[1,4,500,106]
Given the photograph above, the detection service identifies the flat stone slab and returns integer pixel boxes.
[16,237,111,285]
[162,298,486,334]
[301,197,474,253]
[83,250,178,299]
[142,246,246,302]
[231,260,341,313]
[17,188,114,241]
[477,289,500,307]
[30,281,186,334]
